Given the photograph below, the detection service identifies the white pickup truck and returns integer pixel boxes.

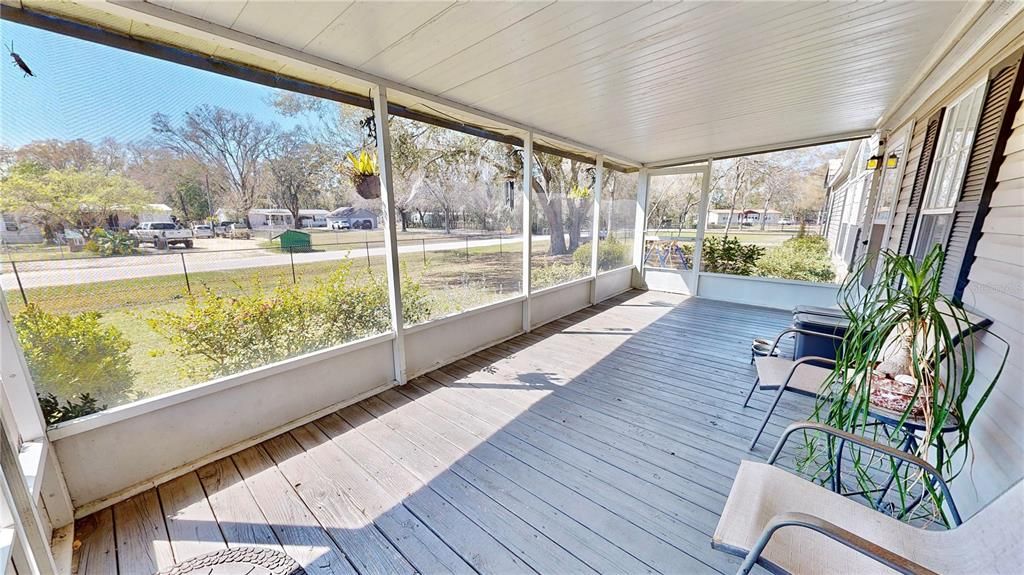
[130,222,194,249]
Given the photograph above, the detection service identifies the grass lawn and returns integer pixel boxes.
[1,243,100,263]
[259,228,517,251]
[4,239,559,407]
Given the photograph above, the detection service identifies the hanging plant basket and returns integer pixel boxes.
[355,174,381,200]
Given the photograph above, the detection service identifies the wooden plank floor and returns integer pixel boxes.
[73,290,820,575]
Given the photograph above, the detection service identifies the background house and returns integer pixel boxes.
[327,207,378,229]
[297,209,330,229]
[0,212,44,244]
[706,208,782,227]
[248,208,294,230]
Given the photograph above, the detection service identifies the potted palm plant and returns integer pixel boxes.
[802,245,1007,525]
[347,150,380,200]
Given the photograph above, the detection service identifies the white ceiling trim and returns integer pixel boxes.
[11,1,976,166]
[644,128,874,170]
[93,0,643,167]
[878,1,1024,130]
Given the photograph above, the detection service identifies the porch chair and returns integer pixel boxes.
[744,328,844,450]
[714,421,1022,575]
[744,308,993,450]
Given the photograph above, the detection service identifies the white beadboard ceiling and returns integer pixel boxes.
[23,1,976,164]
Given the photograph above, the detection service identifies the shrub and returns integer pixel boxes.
[756,235,835,283]
[92,228,136,256]
[532,261,587,290]
[572,238,630,270]
[149,261,432,380]
[37,392,107,425]
[701,235,764,275]
[14,304,135,404]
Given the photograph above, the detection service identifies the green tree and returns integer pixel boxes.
[0,163,152,238]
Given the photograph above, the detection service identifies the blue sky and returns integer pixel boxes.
[1,20,301,149]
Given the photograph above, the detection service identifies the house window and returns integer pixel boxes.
[913,81,986,261]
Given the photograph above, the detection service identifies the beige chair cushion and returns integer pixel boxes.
[754,357,833,396]
[713,461,1024,574]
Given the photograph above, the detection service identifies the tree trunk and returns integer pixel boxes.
[532,178,567,254]
[605,191,614,240]
[177,192,191,223]
[569,198,593,253]
[724,163,749,237]
[542,200,566,254]
[288,200,300,229]
[760,194,773,231]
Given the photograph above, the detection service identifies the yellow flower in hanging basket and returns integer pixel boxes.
[346,150,379,177]
[345,150,381,199]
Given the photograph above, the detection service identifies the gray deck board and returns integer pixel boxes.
[74,290,822,575]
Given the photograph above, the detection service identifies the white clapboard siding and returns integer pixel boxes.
[958,85,1024,517]
[886,122,927,252]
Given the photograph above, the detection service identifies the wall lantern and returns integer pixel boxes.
[885,153,900,169]
[865,155,882,170]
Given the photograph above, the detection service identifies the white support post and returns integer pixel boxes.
[521,133,533,332]
[631,167,650,287]
[372,85,406,385]
[0,293,74,533]
[692,159,713,296]
[0,419,56,575]
[589,155,604,304]
[0,296,45,442]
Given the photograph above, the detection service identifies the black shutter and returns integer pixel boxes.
[898,109,944,255]
[939,50,1024,300]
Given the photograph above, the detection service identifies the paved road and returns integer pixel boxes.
[1,235,534,290]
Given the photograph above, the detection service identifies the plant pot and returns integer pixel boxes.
[868,372,925,418]
[355,174,381,200]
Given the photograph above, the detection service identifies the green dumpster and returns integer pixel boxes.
[274,229,312,252]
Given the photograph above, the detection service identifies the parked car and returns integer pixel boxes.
[779,218,796,226]
[191,224,214,239]
[130,222,193,249]
[227,223,252,239]
[354,219,373,230]
[214,221,235,237]
[329,220,351,230]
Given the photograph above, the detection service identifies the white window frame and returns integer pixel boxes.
[912,80,986,259]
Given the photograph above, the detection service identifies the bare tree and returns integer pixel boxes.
[715,157,769,236]
[127,145,209,222]
[151,105,279,215]
[267,129,333,224]
[15,138,97,171]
